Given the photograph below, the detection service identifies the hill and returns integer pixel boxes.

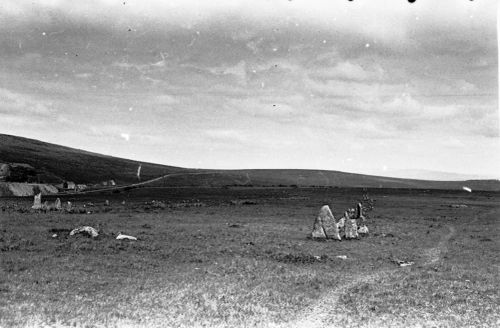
[0,134,499,191]
[0,134,188,185]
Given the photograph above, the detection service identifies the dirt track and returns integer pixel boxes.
[61,172,211,195]
[286,222,458,328]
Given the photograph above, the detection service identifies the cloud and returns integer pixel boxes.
[0,0,496,177]
[0,87,55,115]
[310,61,385,82]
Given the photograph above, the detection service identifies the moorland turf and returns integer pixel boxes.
[0,187,498,327]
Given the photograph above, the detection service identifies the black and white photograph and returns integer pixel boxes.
[0,0,498,327]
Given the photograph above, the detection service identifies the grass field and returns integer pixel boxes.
[1,187,499,328]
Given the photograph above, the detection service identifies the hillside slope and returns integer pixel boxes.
[1,134,499,191]
[0,134,188,184]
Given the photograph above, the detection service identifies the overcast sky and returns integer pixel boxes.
[0,0,498,179]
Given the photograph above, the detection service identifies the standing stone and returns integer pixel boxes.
[337,213,346,237]
[311,216,326,239]
[310,205,340,240]
[356,202,366,222]
[322,206,341,240]
[32,193,42,210]
[54,198,62,210]
[344,208,359,239]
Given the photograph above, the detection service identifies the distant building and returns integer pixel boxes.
[63,181,76,189]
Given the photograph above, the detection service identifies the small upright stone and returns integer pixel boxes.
[66,201,73,212]
[356,202,366,222]
[31,193,42,210]
[344,208,359,239]
[54,198,62,210]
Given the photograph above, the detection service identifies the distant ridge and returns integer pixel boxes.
[0,134,499,191]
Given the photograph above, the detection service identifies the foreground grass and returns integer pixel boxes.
[0,188,498,327]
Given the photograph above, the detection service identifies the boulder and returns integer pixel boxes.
[116,233,137,241]
[69,226,99,238]
[358,225,369,235]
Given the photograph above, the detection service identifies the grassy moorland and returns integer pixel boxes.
[0,187,499,327]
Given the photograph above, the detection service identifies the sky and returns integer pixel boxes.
[0,0,498,179]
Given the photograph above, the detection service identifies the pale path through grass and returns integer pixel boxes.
[283,222,458,328]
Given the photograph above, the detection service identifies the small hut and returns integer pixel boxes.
[63,181,76,190]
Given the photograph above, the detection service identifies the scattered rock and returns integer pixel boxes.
[69,226,99,238]
[392,258,414,267]
[116,233,137,241]
[358,225,369,235]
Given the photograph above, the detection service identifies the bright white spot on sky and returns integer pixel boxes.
[120,133,130,141]
[365,43,370,48]
[128,107,133,111]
